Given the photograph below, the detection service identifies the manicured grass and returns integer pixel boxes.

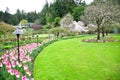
[34,34,120,80]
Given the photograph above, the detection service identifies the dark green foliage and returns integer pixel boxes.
[0,11,11,23]
[27,11,38,23]
[43,24,51,29]
[53,17,61,27]
[38,0,86,25]
[72,5,86,21]
[0,0,86,26]
[0,9,39,25]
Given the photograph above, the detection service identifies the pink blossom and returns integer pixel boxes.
[9,51,15,56]
[24,64,28,70]
[11,60,16,67]
[22,75,29,80]
[22,59,27,63]
[7,67,14,75]
[7,67,12,73]
[16,61,22,67]
[14,70,20,78]
[0,62,2,67]
[26,70,31,76]
[6,62,11,68]
[10,69,14,75]
[1,43,41,80]
[2,59,8,65]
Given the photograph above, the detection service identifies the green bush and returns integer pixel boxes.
[50,27,68,37]
[3,45,13,49]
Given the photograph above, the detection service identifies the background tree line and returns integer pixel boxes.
[0,0,86,26]
[0,8,39,25]
[38,0,86,26]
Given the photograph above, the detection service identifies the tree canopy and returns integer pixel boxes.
[82,0,120,40]
[38,0,86,25]
[0,8,39,25]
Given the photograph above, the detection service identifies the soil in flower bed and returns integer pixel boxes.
[82,36,120,43]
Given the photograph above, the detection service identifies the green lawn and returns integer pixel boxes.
[34,34,120,80]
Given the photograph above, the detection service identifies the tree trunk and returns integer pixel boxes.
[102,27,105,37]
[56,32,59,38]
[106,32,108,36]
[97,25,100,40]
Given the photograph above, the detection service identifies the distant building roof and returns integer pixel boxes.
[31,24,42,30]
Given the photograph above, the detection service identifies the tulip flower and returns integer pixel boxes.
[14,70,20,78]
[0,62,2,67]
[22,75,29,80]
[24,64,28,70]
[0,43,41,80]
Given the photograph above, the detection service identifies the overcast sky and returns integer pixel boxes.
[0,0,93,14]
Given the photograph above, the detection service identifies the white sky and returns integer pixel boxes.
[0,0,93,14]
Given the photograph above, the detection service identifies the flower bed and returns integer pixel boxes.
[0,43,41,80]
[82,36,120,43]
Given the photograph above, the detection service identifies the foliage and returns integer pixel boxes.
[3,45,13,49]
[27,11,38,23]
[43,24,51,29]
[86,24,97,34]
[67,31,80,36]
[20,19,28,26]
[0,22,15,36]
[38,0,86,25]
[82,0,120,40]
[53,17,61,27]
[0,43,40,80]
[0,0,87,26]
[0,9,39,25]
[34,34,120,80]
[50,27,68,37]
[38,2,49,25]
[72,5,86,21]
[60,13,75,31]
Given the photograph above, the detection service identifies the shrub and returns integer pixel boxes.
[0,22,15,36]
[3,45,13,49]
[50,27,68,37]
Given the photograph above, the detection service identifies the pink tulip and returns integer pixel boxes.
[0,62,2,67]
[7,68,14,75]
[10,51,15,56]
[16,61,22,67]
[11,60,16,67]
[26,70,31,76]
[24,64,28,70]
[10,69,14,75]
[7,67,11,73]
[14,70,20,78]
[6,62,11,68]
[22,75,29,80]
[1,42,41,80]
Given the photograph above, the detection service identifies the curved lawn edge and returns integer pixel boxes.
[32,35,84,76]
[34,34,120,80]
